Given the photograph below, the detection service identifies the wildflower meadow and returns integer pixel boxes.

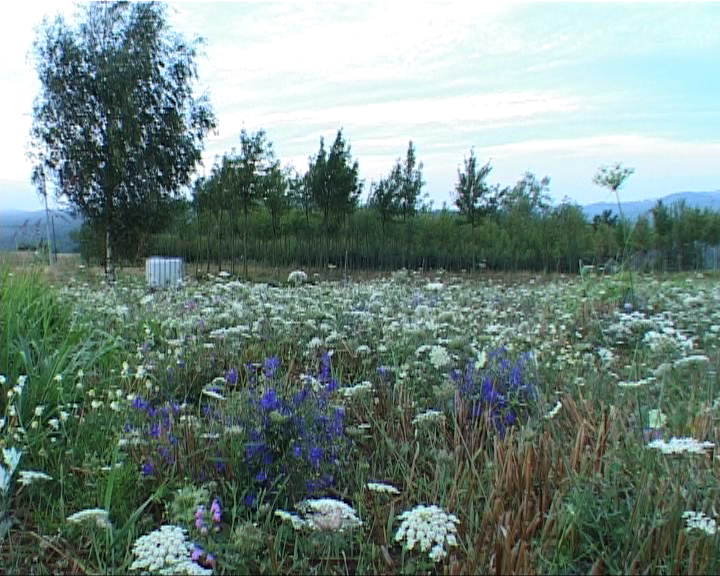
[1,262,719,574]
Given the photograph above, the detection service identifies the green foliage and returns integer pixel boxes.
[30,1,216,278]
[453,148,497,228]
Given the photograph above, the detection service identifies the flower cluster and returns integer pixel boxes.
[451,348,539,436]
[287,270,308,286]
[647,437,715,455]
[394,504,459,562]
[366,481,400,495]
[275,498,362,532]
[412,409,445,426]
[129,525,212,575]
[1,447,22,495]
[237,358,351,504]
[66,508,112,530]
[682,510,717,536]
[195,499,222,534]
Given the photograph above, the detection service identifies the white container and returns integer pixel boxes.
[146,257,184,288]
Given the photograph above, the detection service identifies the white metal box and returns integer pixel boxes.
[145,257,184,288]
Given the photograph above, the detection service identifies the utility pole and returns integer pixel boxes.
[41,165,53,266]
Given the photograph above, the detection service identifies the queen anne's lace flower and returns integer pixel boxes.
[647,437,714,455]
[366,481,401,495]
[296,498,363,532]
[429,346,451,369]
[129,525,212,575]
[394,504,459,562]
[288,270,308,286]
[682,511,717,535]
[412,409,445,426]
[17,470,53,486]
[67,508,112,529]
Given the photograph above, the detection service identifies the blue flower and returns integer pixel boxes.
[142,460,155,477]
[225,368,238,385]
[256,470,267,482]
[263,356,281,380]
[260,388,278,412]
[308,446,322,468]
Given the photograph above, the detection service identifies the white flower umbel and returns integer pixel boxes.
[673,355,710,369]
[647,409,667,429]
[429,346,451,369]
[296,498,363,532]
[395,504,459,562]
[288,270,308,286]
[366,482,401,495]
[647,437,714,455]
[275,509,308,531]
[412,409,445,426]
[2,447,22,476]
[17,470,53,486]
[67,508,112,529]
[341,381,373,399]
[545,401,562,420]
[682,511,717,536]
[130,525,212,575]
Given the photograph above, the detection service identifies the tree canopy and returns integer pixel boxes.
[30,1,216,279]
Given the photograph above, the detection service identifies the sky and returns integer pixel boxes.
[1,1,719,212]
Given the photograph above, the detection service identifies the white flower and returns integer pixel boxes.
[288,270,308,286]
[201,388,225,401]
[682,511,717,536]
[545,401,562,420]
[617,376,655,388]
[2,447,22,476]
[673,355,710,369]
[17,470,53,486]
[341,381,373,399]
[67,508,112,529]
[647,409,667,429]
[275,509,308,530]
[367,482,401,495]
[412,409,445,426]
[290,499,363,532]
[647,437,714,455]
[129,525,211,575]
[395,504,459,562]
[429,346,451,369]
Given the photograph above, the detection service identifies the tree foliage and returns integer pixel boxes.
[30,1,216,279]
[454,149,495,228]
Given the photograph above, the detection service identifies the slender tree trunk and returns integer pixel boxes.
[243,210,248,279]
[105,226,115,283]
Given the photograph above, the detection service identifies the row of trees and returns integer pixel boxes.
[73,141,720,274]
[31,2,720,279]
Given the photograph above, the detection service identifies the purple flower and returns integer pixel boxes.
[192,545,203,562]
[132,396,148,411]
[195,505,207,533]
[244,492,256,508]
[225,368,238,385]
[256,470,268,482]
[260,388,278,411]
[211,499,222,524]
[142,460,155,477]
[308,446,322,468]
[263,356,281,380]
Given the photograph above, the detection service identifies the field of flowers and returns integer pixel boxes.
[1,265,719,574]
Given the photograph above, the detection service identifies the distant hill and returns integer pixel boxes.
[0,209,83,252]
[582,191,720,221]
